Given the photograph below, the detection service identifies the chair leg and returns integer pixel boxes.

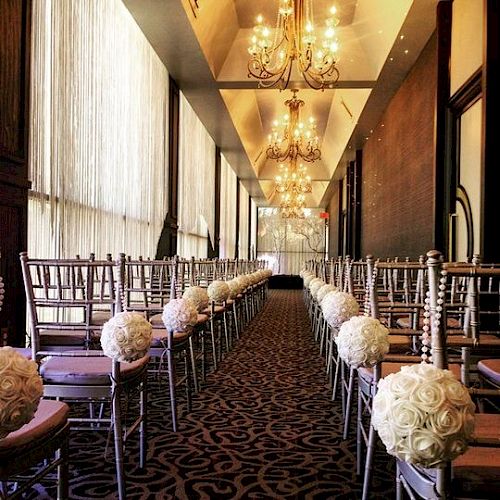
[111,363,126,500]
[356,385,363,475]
[233,306,240,340]
[209,318,218,371]
[139,374,147,468]
[223,312,230,353]
[362,418,377,500]
[166,344,178,432]
[57,435,69,500]
[396,463,403,500]
[188,336,199,393]
[343,366,355,440]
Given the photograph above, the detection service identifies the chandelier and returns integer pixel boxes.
[248,0,340,90]
[275,163,312,194]
[267,90,321,165]
[280,192,306,219]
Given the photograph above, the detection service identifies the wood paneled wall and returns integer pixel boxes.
[327,182,341,258]
[360,34,437,260]
[0,0,31,346]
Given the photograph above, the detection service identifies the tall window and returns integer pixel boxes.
[177,93,215,258]
[219,154,237,258]
[29,0,169,259]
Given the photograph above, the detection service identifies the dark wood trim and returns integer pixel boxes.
[345,161,355,257]
[481,0,500,261]
[234,179,240,258]
[353,149,362,259]
[208,146,221,258]
[0,0,32,346]
[338,178,344,257]
[434,0,453,255]
[156,76,179,258]
[449,69,482,112]
[247,195,252,259]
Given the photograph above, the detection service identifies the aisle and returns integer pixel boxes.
[67,290,394,499]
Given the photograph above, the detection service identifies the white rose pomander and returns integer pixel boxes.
[372,363,475,468]
[207,280,230,303]
[101,312,152,363]
[321,291,359,329]
[0,346,43,439]
[317,284,338,305]
[336,316,389,368]
[183,286,209,312]
[303,274,315,287]
[310,279,325,300]
[227,279,241,299]
[162,298,198,332]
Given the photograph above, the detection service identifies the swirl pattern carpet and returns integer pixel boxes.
[25,289,395,499]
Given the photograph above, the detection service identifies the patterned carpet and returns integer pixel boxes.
[29,289,395,499]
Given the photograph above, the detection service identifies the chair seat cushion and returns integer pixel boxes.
[90,310,113,325]
[40,329,88,346]
[0,400,69,453]
[472,413,500,444]
[150,329,191,347]
[477,359,500,384]
[11,347,32,359]
[452,446,500,497]
[202,305,225,315]
[358,362,461,383]
[40,353,149,385]
[396,316,461,330]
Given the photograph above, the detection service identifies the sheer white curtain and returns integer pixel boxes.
[238,182,250,259]
[29,0,169,259]
[250,198,257,259]
[219,154,237,258]
[177,93,215,258]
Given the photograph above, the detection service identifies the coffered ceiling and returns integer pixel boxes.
[124,0,437,208]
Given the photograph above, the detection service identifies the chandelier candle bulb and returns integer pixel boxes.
[248,0,341,90]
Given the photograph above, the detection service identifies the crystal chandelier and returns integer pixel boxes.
[275,163,312,194]
[267,90,321,165]
[280,192,306,219]
[248,0,340,90]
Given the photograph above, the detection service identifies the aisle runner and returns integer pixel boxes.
[33,290,395,499]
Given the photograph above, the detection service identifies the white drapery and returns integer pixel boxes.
[238,182,250,259]
[219,154,237,258]
[29,0,169,259]
[250,198,257,259]
[177,93,215,258]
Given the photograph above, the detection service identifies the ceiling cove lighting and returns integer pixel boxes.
[266,90,321,166]
[248,0,340,90]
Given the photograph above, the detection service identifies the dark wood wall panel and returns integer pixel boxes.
[0,0,31,346]
[327,182,340,257]
[360,33,437,260]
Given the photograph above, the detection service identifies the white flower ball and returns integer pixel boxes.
[336,316,389,368]
[372,363,475,468]
[227,279,240,299]
[101,311,152,362]
[0,347,43,439]
[317,284,338,304]
[235,276,247,292]
[303,274,315,287]
[321,291,359,329]
[162,298,198,332]
[183,286,209,313]
[208,280,230,303]
[310,279,325,299]
[264,269,272,278]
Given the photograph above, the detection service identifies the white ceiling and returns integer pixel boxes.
[123,0,437,208]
